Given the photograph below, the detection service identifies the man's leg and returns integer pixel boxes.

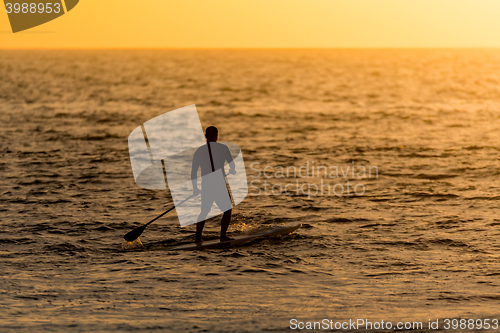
[196,185,214,243]
[220,209,233,241]
[195,220,205,243]
[195,209,210,243]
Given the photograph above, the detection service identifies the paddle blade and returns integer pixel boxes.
[123,224,147,242]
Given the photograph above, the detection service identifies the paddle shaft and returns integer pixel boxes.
[144,194,196,228]
[208,141,234,205]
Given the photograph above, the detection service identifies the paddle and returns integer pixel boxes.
[123,194,197,242]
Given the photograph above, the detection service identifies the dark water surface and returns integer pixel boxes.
[1,49,500,332]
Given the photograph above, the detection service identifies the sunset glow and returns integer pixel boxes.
[2,0,500,48]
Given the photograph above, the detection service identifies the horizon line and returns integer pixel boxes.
[2,46,500,51]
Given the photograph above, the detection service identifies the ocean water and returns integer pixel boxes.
[1,49,500,332]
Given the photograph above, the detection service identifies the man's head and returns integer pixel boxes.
[205,126,218,142]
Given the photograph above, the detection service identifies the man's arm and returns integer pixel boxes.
[225,146,236,174]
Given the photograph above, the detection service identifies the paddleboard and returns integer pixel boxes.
[152,222,301,251]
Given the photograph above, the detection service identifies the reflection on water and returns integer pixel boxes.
[1,49,500,332]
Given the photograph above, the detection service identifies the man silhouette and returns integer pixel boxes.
[191,126,236,243]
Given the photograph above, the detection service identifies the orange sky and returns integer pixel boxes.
[2,0,500,48]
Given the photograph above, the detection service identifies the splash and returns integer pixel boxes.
[230,221,254,233]
[121,237,144,251]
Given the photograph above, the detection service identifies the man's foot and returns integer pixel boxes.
[195,237,203,244]
[220,235,235,242]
